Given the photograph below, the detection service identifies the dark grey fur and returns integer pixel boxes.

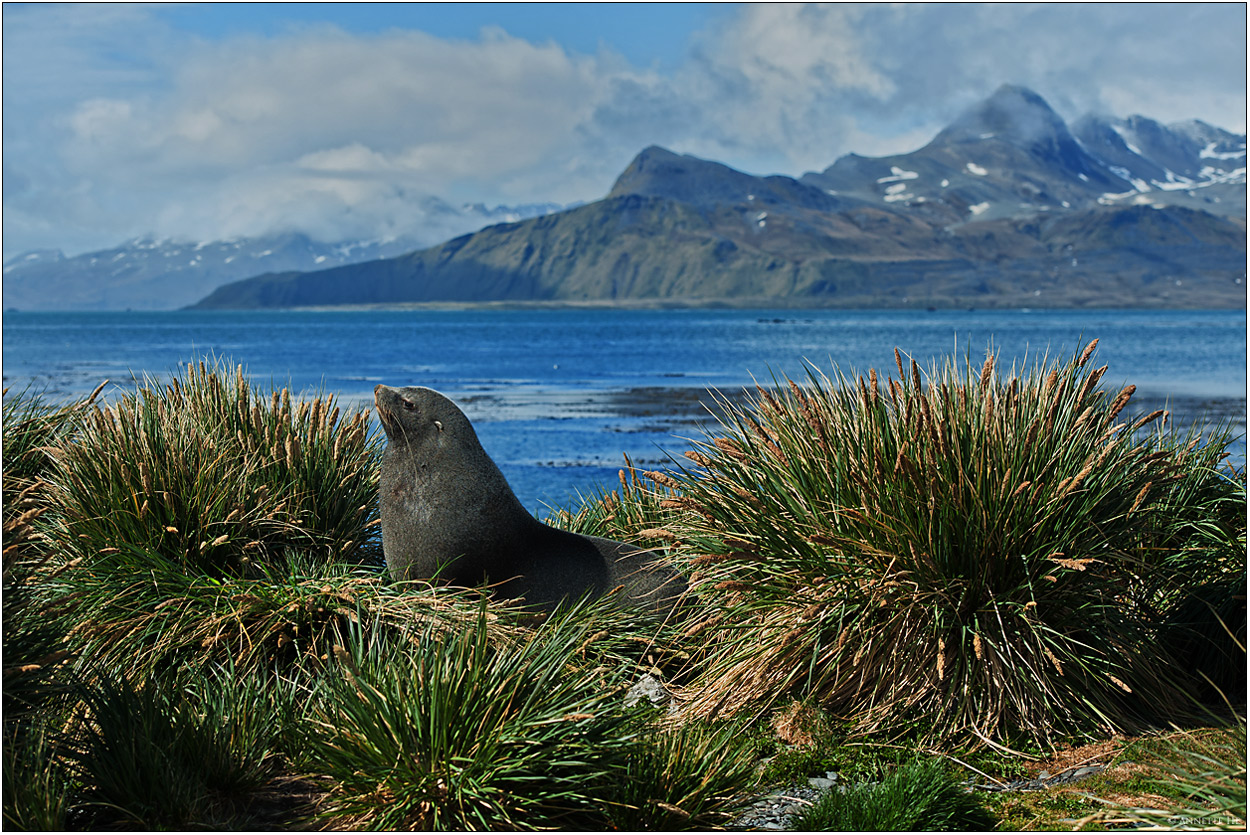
[374,384,686,613]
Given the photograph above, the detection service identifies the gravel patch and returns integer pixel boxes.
[730,784,827,831]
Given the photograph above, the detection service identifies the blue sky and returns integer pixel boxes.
[4,2,1246,257]
[155,3,727,69]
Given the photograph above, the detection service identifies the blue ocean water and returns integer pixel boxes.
[3,307,1245,514]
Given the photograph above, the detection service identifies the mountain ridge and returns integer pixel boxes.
[194,195,1245,310]
[195,85,1244,311]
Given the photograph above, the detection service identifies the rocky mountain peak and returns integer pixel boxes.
[1170,119,1246,153]
[608,146,740,202]
[608,145,837,212]
[1071,110,1247,196]
[932,84,1073,149]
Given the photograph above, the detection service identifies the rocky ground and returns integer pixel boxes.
[729,757,1113,830]
[625,674,1126,831]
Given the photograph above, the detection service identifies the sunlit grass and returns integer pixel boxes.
[308,600,638,830]
[41,359,379,576]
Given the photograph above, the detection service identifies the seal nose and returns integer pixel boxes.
[374,384,387,397]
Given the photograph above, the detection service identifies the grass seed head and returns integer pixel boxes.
[1077,338,1099,368]
[1107,385,1136,422]
[1130,409,1166,432]
[713,437,748,461]
[684,450,712,467]
[644,470,682,491]
[1127,481,1152,516]
[980,353,996,389]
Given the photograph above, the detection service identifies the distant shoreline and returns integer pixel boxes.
[190,295,1248,313]
[7,299,1247,314]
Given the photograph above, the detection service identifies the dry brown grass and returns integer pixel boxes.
[769,701,829,749]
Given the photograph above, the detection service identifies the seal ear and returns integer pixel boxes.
[434,420,444,432]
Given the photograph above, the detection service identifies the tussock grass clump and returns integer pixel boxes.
[59,668,297,829]
[791,757,996,831]
[602,718,760,830]
[307,598,758,831]
[42,359,378,575]
[25,360,399,677]
[308,602,638,831]
[663,341,1242,745]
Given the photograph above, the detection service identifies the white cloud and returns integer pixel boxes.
[69,98,139,146]
[61,26,603,177]
[297,143,396,174]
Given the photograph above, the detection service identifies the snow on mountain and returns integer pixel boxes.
[1072,113,1245,212]
[3,202,563,311]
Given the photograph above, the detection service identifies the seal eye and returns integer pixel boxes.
[402,399,416,412]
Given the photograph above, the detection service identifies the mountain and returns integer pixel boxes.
[2,200,563,311]
[608,145,844,213]
[193,192,1246,309]
[194,86,1244,311]
[3,234,403,311]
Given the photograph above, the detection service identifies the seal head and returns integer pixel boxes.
[374,384,686,613]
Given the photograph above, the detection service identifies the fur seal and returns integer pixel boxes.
[374,384,687,614]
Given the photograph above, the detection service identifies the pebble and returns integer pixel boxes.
[623,673,672,709]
